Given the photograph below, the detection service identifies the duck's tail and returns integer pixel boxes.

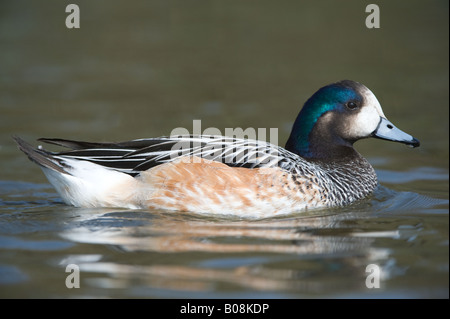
[13,136,139,208]
[12,136,69,175]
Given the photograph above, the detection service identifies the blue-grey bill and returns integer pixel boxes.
[372,117,420,148]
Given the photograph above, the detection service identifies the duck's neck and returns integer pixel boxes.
[286,112,358,161]
[285,120,378,205]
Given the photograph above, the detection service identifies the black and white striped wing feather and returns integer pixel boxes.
[39,135,316,177]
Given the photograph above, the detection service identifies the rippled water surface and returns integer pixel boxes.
[0,0,448,298]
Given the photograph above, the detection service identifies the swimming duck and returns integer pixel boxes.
[14,80,419,218]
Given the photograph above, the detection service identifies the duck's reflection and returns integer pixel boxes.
[58,207,394,295]
[61,208,377,254]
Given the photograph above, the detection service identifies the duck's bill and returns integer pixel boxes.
[372,117,420,148]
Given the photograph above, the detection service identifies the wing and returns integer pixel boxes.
[36,135,314,177]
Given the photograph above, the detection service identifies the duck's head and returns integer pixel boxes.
[285,80,420,160]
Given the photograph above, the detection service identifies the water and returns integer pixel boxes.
[0,177,448,298]
[0,0,448,298]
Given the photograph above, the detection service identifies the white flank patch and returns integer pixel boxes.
[41,158,139,208]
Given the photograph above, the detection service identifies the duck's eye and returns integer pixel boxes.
[346,101,358,110]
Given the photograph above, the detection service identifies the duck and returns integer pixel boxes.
[14,80,420,218]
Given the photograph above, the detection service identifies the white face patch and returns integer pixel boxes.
[347,87,385,139]
[363,87,385,117]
